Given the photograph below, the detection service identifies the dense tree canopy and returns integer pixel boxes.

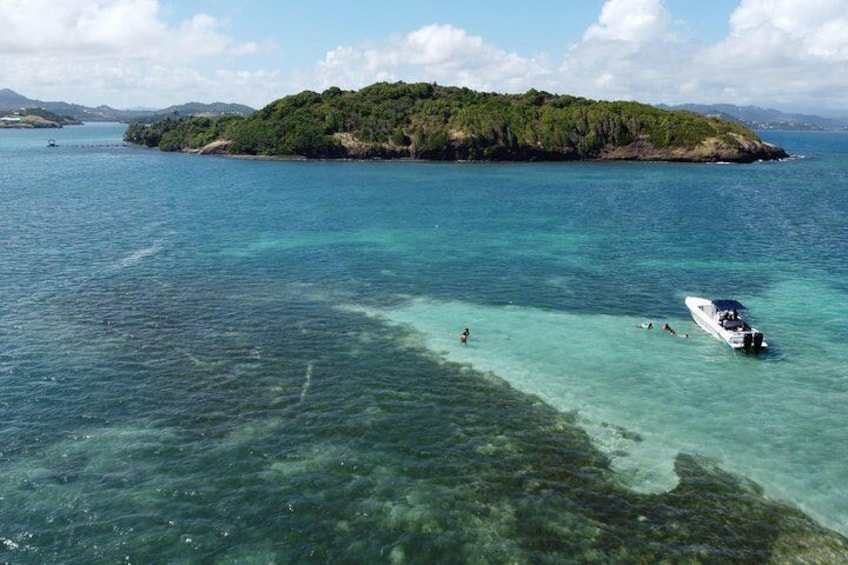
[124,82,786,162]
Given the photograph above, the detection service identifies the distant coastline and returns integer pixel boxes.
[3,85,847,132]
[0,117,71,129]
[0,107,82,128]
[0,87,255,124]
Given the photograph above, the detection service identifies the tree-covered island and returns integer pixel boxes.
[124,82,788,163]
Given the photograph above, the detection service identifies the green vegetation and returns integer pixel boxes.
[124,82,784,162]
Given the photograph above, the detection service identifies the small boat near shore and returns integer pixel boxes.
[685,296,767,352]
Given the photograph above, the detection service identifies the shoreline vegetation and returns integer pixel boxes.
[124,82,788,163]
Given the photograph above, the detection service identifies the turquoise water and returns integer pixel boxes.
[1,123,847,562]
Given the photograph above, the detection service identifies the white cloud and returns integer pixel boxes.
[710,0,848,62]
[309,1,683,104]
[0,0,263,106]
[316,24,549,93]
[305,0,848,112]
[3,0,848,113]
[583,0,674,42]
[557,0,688,102]
[694,0,848,108]
[0,0,229,59]
[551,0,848,110]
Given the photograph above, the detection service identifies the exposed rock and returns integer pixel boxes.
[599,134,788,163]
[192,140,231,155]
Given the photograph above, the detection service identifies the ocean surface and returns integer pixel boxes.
[1,123,847,563]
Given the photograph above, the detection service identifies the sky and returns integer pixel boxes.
[1,0,847,115]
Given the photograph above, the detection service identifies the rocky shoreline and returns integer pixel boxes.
[597,133,788,163]
[189,134,788,163]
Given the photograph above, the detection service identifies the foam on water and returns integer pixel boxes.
[108,241,164,270]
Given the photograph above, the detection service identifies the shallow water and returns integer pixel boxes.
[1,124,847,562]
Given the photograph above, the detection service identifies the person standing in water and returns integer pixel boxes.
[460,328,470,345]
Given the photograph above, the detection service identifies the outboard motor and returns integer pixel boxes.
[753,332,764,352]
[743,332,753,351]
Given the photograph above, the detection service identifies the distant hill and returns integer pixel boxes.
[657,103,848,131]
[131,102,258,124]
[0,88,255,123]
[5,86,843,132]
[0,88,31,107]
[124,82,788,163]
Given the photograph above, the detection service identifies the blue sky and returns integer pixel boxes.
[2,0,847,114]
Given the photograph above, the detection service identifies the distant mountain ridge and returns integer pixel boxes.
[0,88,254,122]
[4,87,845,131]
[657,103,848,131]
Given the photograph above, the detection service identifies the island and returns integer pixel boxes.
[124,82,788,163]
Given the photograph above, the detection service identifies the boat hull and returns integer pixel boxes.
[685,296,767,352]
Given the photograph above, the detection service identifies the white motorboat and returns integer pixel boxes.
[685,296,767,352]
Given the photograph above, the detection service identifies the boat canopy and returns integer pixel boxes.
[711,299,747,311]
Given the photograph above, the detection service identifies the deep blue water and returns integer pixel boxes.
[1,124,847,562]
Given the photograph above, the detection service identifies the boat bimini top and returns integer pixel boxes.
[710,299,747,312]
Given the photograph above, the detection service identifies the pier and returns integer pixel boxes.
[47,142,128,148]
